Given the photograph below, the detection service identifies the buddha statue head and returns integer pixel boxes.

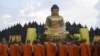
[51,4,59,16]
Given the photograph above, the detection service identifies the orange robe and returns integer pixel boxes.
[45,42,56,56]
[68,44,79,56]
[33,43,45,56]
[2,44,8,56]
[0,43,4,56]
[92,45,100,56]
[80,43,91,56]
[22,44,32,56]
[73,45,79,56]
[68,45,75,56]
[58,43,67,56]
[10,44,20,56]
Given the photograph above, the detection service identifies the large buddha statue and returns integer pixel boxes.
[44,4,69,41]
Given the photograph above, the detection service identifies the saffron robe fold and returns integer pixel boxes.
[10,44,20,56]
[58,43,67,56]
[80,43,91,56]
[22,44,32,56]
[33,43,45,56]
[45,43,56,56]
[68,45,79,56]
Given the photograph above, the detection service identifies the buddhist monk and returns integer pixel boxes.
[73,41,80,56]
[10,41,21,56]
[0,40,4,56]
[92,41,100,56]
[1,39,9,56]
[80,39,91,56]
[68,42,74,56]
[33,39,45,56]
[67,41,80,56]
[58,41,67,56]
[22,40,32,56]
[44,40,56,56]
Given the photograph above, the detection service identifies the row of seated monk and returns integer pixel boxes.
[0,39,100,56]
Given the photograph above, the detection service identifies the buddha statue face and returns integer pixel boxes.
[51,9,59,14]
[51,4,59,16]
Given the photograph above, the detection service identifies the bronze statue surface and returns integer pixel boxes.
[44,4,69,42]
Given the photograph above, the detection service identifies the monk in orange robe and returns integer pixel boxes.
[44,41,56,56]
[10,41,21,56]
[92,41,100,56]
[0,41,4,56]
[68,43,74,56]
[22,40,32,56]
[58,41,67,56]
[68,41,79,56]
[73,41,80,56]
[1,41,9,56]
[33,40,45,56]
[80,39,91,56]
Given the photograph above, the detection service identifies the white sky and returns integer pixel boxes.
[0,0,100,30]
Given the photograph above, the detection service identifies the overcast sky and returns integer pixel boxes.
[0,0,100,30]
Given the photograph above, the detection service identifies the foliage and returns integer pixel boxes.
[0,21,100,43]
